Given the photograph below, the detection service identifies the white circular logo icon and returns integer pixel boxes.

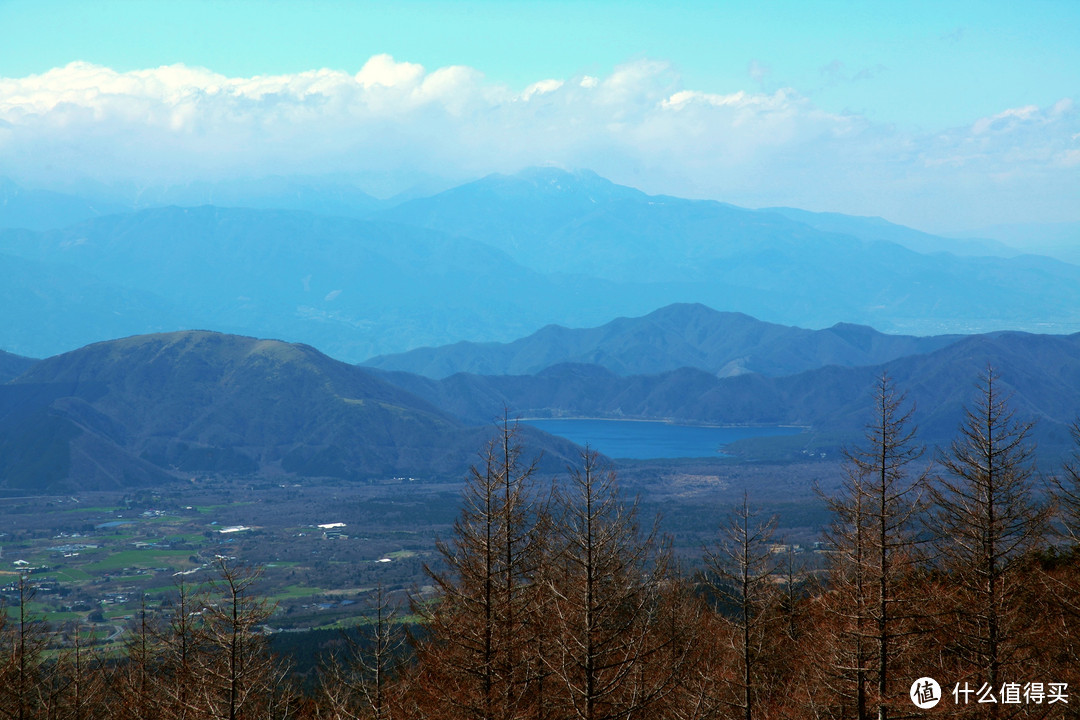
[910,677,941,709]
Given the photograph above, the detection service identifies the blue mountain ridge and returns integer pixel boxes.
[4,167,1080,364]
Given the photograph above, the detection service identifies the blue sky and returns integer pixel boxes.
[1,0,1077,232]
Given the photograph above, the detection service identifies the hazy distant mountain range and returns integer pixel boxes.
[0,178,128,231]
[0,175,383,231]
[4,167,1080,361]
[375,168,1018,280]
[759,206,1019,258]
[954,220,1080,264]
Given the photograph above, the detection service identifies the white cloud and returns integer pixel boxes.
[355,54,424,89]
[660,88,800,114]
[0,57,1076,229]
[520,79,564,101]
[972,104,1041,134]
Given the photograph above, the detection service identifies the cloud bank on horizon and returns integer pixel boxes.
[1,55,1077,233]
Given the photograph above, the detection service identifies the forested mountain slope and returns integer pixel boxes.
[0,331,581,490]
[376,330,1080,459]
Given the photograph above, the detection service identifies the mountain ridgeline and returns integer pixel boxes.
[364,303,961,378]
[5,167,1080,489]
[4,304,1080,491]
[371,328,1080,457]
[5,167,1080,362]
[359,303,1080,460]
[0,331,583,491]
[0,349,36,383]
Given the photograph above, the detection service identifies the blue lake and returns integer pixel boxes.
[523,418,804,459]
